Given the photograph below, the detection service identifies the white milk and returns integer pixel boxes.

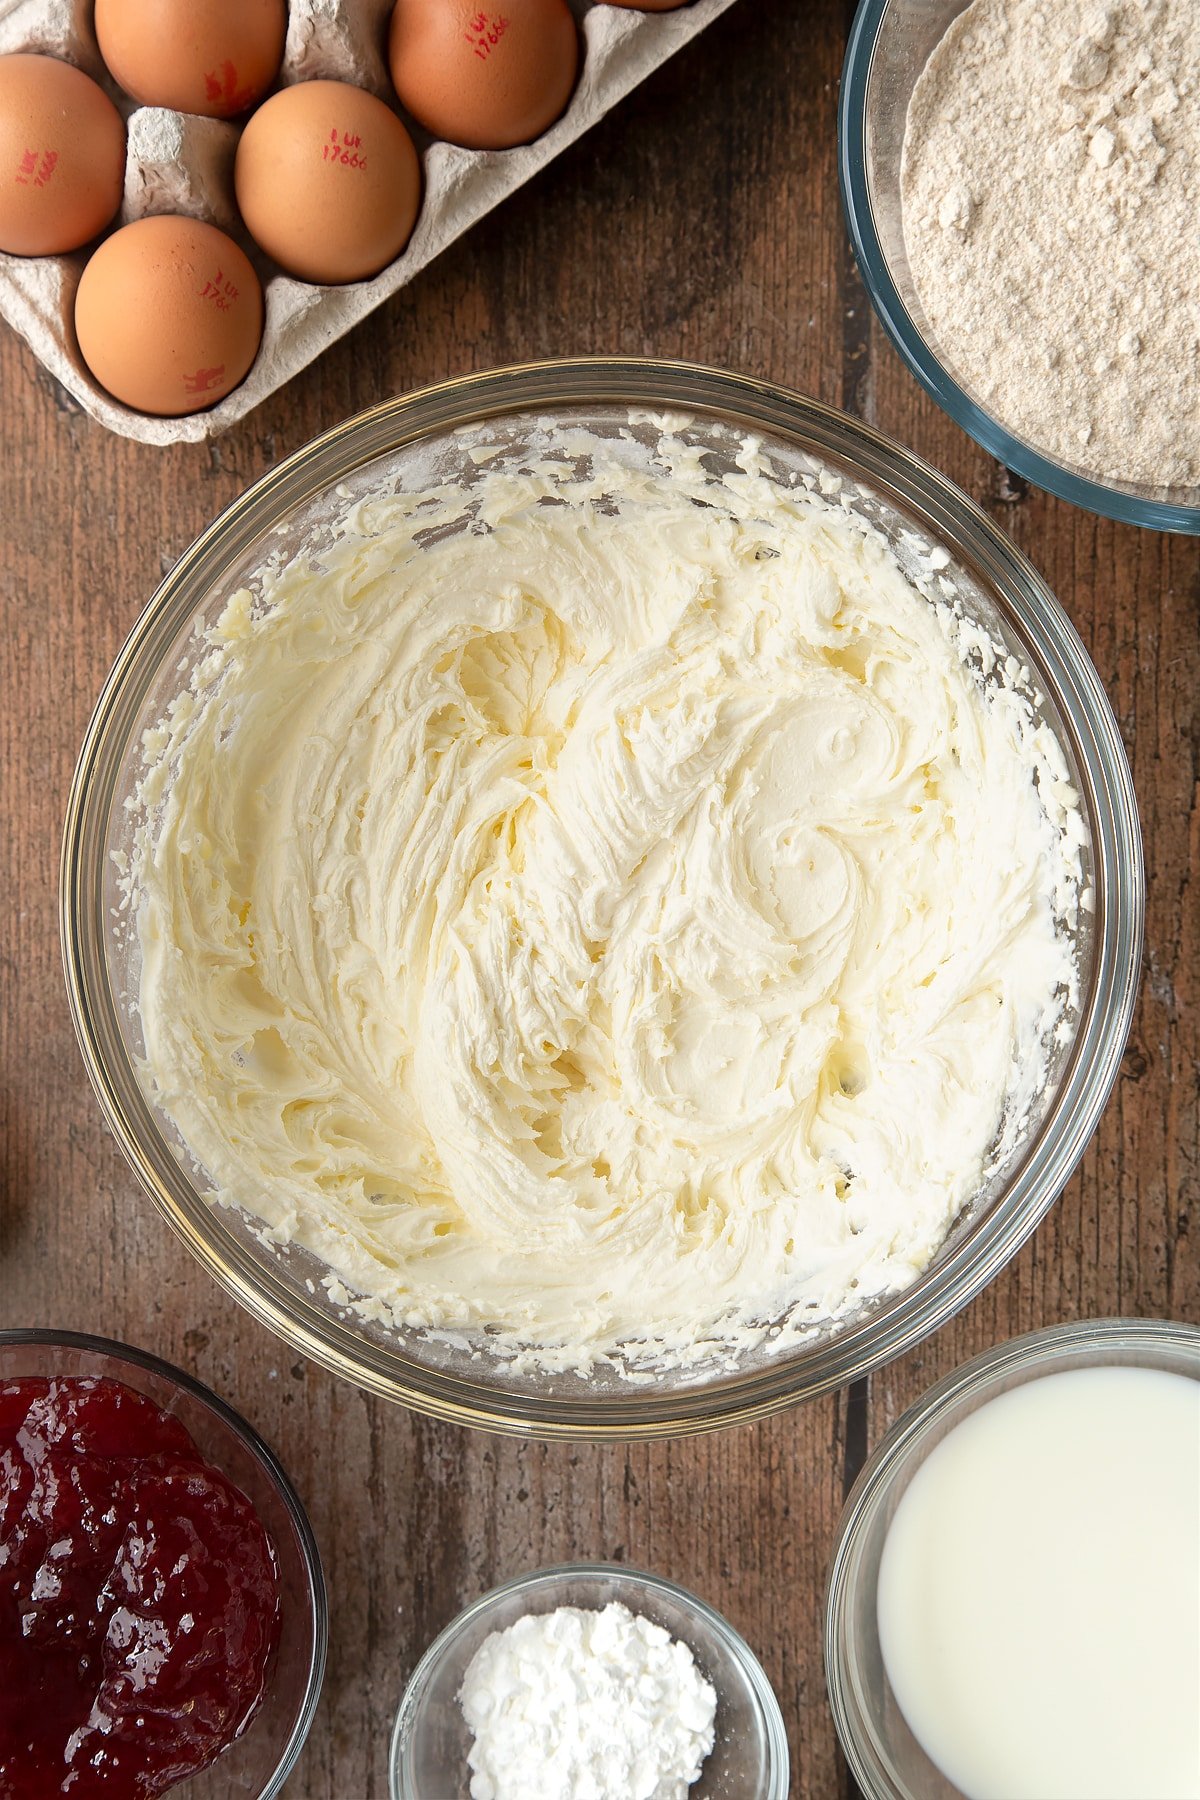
[877,1364,1200,1800]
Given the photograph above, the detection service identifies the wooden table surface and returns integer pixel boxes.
[2,2,1197,1794]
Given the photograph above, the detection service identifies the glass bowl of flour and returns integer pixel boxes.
[61,358,1142,1436]
[840,0,1200,533]
[389,1562,789,1800]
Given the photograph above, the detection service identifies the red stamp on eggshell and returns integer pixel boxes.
[183,364,226,394]
[321,128,368,171]
[199,268,239,310]
[15,148,59,187]
[203,61,255,114]
[465,13,509,59]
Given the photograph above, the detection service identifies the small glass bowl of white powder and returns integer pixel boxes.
[389,1563,789,1800]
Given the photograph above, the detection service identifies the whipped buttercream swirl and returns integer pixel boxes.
[128,425,1083,1372]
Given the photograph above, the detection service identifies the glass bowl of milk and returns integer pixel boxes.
[824,1318,1200,1800]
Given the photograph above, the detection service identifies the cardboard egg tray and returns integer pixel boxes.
[0,0,738,443]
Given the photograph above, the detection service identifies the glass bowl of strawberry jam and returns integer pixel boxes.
[0,1330,326,1798]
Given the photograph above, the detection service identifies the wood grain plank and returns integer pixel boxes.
[1,3,1196,1796]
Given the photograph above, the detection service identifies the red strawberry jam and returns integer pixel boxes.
[0,1375,281,1797]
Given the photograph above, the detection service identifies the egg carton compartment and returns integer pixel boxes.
[0,0,738,443]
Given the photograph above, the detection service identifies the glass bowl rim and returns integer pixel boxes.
[60,354,1144,1439]
[0,1325,328,1800]
[838,0,1200,536]
[388,1558,790,1800]
[823,1315,1200,1798]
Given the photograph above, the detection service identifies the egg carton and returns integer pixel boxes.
[0,0,738,443]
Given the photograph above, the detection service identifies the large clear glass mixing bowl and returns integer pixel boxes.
[61,359,1143,1438]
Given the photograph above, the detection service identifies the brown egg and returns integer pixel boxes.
[235,80,421,285]
[94,0,286,119]
[0,54,125,256]
[388,0,578,151]
[74,215,263,414]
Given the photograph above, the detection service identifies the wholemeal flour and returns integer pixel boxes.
[902,0,1200,492]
